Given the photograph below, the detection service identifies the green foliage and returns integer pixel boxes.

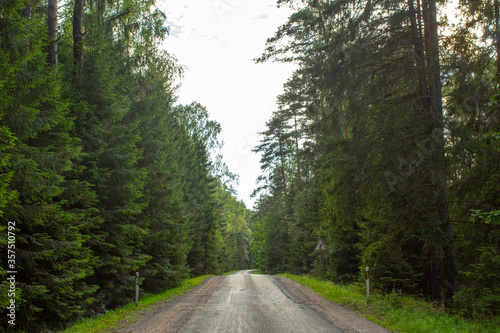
[0,0,253,330]
[326,225,361,284]
[253,0,499,322]
[282,274,498,333]
[470,209,500,225]
[252,195,290,274]
[288,187,322,275]
[215,188,253,271]
[453,245,499,319]
[0,1,99,330]
[130,52,189,293]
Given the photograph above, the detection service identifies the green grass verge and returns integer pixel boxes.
[63,275,213,333]
[280,274,498,333]
[223,270,240,275]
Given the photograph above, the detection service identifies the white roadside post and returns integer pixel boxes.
[366,267,369,303]
[135,272,140,306]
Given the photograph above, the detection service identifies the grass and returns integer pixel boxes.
[223,270,240,275]
[280,274,499,333]
[63,275,213,333]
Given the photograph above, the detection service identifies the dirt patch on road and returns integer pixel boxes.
[108,276,223,333]
[272,276,389,333]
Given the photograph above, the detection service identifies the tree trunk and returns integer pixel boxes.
[47,0,58,67]
[278,138,289,213]
[293,113,302,189]
[340,101,350,139]
[73,0,84,66]
[423,0,460,304]
[23,1,32,18]
[495,0,500,87]
[408,0,430,110]
[22,1,33,70]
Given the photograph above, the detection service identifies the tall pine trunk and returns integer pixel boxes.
[293,113,302,189]
[279,137,289,213]
[22,1,32,70]
[495,0,500,88]
[73,0,84,66]
[23,1,32,18]
[47,0,58,66]
[408,0,430,110]
[423,0,460,304]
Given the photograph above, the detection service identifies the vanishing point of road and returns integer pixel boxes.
[116,270,389,333]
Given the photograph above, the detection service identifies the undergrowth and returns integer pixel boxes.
[280,274,499,333]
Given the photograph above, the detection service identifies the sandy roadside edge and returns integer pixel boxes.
[106,276,223,333]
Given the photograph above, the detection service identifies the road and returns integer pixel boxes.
[117,270,389,333]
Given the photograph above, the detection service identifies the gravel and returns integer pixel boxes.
[110,271,390,333]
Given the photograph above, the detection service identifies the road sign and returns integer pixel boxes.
[314,239,327,251]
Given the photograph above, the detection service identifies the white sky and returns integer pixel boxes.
[158,0,296,209]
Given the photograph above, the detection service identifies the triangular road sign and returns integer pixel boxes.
[314,239,327,251]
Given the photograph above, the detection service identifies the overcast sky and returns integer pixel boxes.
[158,0,296,208]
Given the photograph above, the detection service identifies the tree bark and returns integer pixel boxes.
[23,1,32,18]
[47,0,58,67]
[495,0,500,87]
[340,101,350,139]
[22,1,33,70]
[73,0,84,66]
[278,138,289,213]
[423,0,460,304]
[293,113,302,189]
[408,0,429,110]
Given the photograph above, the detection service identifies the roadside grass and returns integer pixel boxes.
[63,275,213,333]
[224,269,257,275]
[280,274,499,333]
[223,270,240,275]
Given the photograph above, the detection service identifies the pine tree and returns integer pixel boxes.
[253,0,472,302]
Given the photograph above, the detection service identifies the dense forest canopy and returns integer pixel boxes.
[251,0,499,319]
[0,0,499,331]
[0,0,253,331]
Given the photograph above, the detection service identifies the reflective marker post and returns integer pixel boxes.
[320,249,323,280]
[366,267,369,303]
[135,272,139,306]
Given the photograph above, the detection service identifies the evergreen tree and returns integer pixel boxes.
[173,103,226,276]
[1,0,254,329]
[215,187,253,271]
[130,51,190,293]
[252,0,500,306]
[1,1,97,330]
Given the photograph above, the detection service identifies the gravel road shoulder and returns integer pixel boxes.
[107,276,223,333]
[272,276,389,333]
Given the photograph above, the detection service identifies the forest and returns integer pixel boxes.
[251,0,499,321]
[1,0,499,331]
[0,0,254,331]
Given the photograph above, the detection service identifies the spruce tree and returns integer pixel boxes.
[1,1,97,329]
[130,51,190,292]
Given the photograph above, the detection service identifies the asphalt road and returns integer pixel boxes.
[181,270,343,333]
[120,270,389,333]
